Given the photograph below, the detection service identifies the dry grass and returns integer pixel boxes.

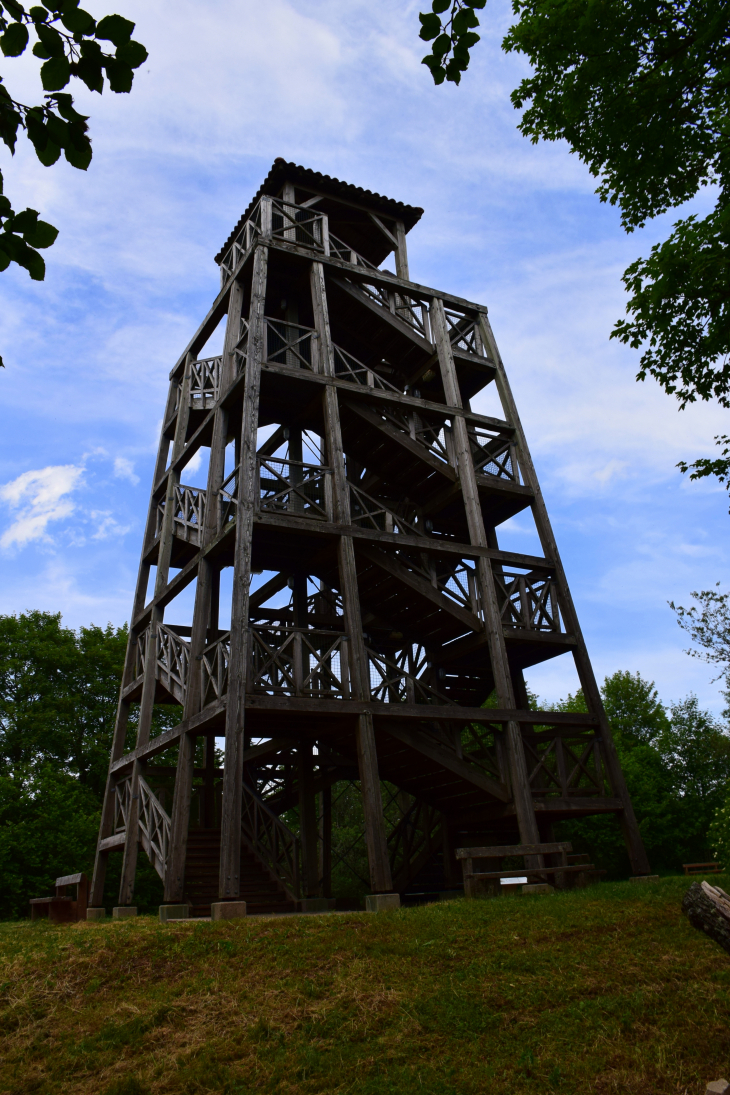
[1,876,729,1094]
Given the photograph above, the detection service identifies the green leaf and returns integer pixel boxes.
[465,0,486,7]
[29,6,49,21]
[460,31,480,46]
[432,32,451,57]
[41,54,71,89]
[9,208,38,233]
[452,7,478,33]
[2,0,25,20]
[1,21,28,56]
[36,22,64,55]
[72,54,103,92]
[115,38,146,68]
[60,7,94,33]
[26,248,46,280]
[431,0,450,11]
[24,218,57,248]
[64,142,90,169]
[418,12,441,40]
[422,55,445,83]
[95,13,134,45]
[34,138,61,165]
[103,56,133,92]
[0,248,9,272]
[32,41,53,58]
[445,58,463,82]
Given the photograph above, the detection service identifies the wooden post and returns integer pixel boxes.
[394,220,409,281]
[310,259,394,893]
[298,741,319,896]
[219,244,268,900]
[321,786,332,898]
[478,311,651,876]
[119,356,193,906]
[165,281,244,903]
[431,297,541,852]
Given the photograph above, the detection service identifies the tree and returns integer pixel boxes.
[417,0,730,497]
[551,671,730,874]
[0,611,173,917]
[0,0,147,365]
[670,584,730,707]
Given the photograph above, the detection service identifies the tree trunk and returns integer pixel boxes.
[682,881,730,956]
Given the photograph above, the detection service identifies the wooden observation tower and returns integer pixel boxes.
[91,160,650,917]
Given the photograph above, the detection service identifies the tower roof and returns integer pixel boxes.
[215,159,424,265]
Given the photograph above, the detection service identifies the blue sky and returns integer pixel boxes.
[0,0,727,712]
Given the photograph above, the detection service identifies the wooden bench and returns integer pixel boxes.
[683,862,722,876]
[30,873,88,923]
[456,842,596,897]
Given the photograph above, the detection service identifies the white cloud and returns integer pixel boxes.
[91,511,132,541]
[113,456,140,485]
[0,465,84,548]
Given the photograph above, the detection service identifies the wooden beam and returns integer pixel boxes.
[383,723,510,803]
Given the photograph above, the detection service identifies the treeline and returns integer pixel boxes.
[1,611,730,918]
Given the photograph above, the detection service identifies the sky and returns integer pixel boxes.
[0,0,727,713]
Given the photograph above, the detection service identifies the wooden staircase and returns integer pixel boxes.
[184,828,296,916]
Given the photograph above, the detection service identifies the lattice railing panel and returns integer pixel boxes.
[366,644,455,706]
[388,798,442,892]
[523,732,608,799]
[138,775,171,880]
[257,456,332,521]
[241,780,301,900]
[201,632,230,707]
[157,484,207,545]
[348,482,423,537]
[190,356,222,410]
[497,572,562,632]
[248,627,350,699]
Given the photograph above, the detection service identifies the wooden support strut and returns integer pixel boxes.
[477,312,651,877]
[311,259,394,894]
[219,245,268,900]
[431,297,542,857]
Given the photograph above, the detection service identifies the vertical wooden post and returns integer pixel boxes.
[219,245,268,900]
[165,282,244,903]
[310,260,394,893]
[119,357,194,906]
[298,741,319,896]
[478,311,651,876]
[91,379,178,907]
[321,786,332,898]
[431,297,541,852]
[394,220,409,282]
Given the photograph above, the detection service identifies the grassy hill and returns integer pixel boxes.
[1,877,729,1095]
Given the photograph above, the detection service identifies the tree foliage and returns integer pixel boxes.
[0,0,146,363]
[417,0,730,495]
[553,671,730,874]
[670,584,730,687]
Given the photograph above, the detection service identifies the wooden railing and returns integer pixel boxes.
[190,356,222,410]
[201,632,230,707]
[366,645,455,706]
[138,775,171,880]
[241,780,301,901]
[157,484,207,546]
[497,571,562,632]
[248,626,350,699]
[134,624,190,705]
[348,482,423,537]
[113,775,171,881]
[388,798,443,892]
[257,455,333,521]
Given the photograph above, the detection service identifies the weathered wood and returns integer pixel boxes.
[219,245,268,900]
[682,881,730,955]
[384,723,510,802]
[432,297,541,856]
[479,312,651,876]
[456,842,572,859]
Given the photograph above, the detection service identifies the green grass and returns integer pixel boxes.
[1,877,729,1094]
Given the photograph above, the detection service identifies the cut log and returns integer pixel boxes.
[682,881,730,955]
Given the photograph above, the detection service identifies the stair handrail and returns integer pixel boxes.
[241,780,301,902]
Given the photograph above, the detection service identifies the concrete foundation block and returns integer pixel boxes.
[365,893,401,913]
[86,907,106,921]
[522,883,553,896]
[112,907,137,919]
[159,904,190,922]
[629,875,661,883]
[298,898,332,913]
[706,1080,730,1094]
[211,901,247,921]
